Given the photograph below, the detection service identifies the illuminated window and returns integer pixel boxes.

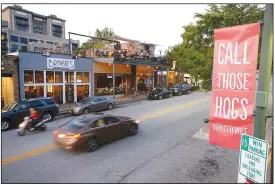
[35,71,44,83]
[83,72,89,83]
[24,70,34,84]
[55,71,62,83]
[46,71,54,83]
[76,72,83,83]
[24,86,44,99]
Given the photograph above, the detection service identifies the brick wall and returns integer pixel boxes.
[1,55,20,102]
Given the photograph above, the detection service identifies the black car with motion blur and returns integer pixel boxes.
[148,88,173,100]
[1,97,59,131]
[53,113,139,152]
[170,83,191,96]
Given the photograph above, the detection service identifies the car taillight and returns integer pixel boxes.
[53,130,60,135]
[65,133,81,139]
[56,104,59,107]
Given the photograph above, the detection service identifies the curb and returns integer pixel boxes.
[55,97,147,118]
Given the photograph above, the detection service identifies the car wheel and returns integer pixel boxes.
[1,120,11,131]
[128,126,138,136]
[87,138,98,153]
[188,90,191,94]
[107,103,113,110]
[169,93,173,98]
[158,95,162,100]
[178,92,182,96]
[83,108,90,114]
[43,112,53,122]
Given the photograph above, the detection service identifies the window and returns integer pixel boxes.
[10,35,19,42]
[53,33,62,38]
[29,39,37,43]
[29,100,44,107]
[76,72,83,83]
[42,98,56,105]
[104,117,120,125]
[55,71,62,83]
[20,37,28,44]
[98,97,107,102]
[1,33,7,41]
[93,98,100,103]
[52,25,62,33]
[24,70,34,84]
[65,72,69,83]
[83,72,90,83]
[69,72,74,83]
[20,45,28,51]
[61,118,91,132]
[24,86,44,99]
[35,71,44,83]
[46,41,53,44]
[92,118,105,128]
[15,102,30,111]
[46,71,54,83]
[16,26,28,32]
[11,44,18,52]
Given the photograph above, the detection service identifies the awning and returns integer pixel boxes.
[114,60,168,67]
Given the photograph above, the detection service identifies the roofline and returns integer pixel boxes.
[2,6,66,22]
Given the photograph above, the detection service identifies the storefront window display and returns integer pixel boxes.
[24,70,34,84]
[35,71,44,83]
[24,86,44,99]
[136,73,153,93]
[23,70,90,103]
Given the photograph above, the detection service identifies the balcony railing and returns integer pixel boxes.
[15,20,29,27]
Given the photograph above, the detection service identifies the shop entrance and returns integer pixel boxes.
[66,85,74,103]
[46,85,63,104]
[1,77,15,109]
[76,85,89,102]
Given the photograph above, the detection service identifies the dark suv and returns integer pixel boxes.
[170,83,191,96]
[1,97,59,131]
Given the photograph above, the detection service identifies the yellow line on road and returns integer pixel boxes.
[1,97,210,166]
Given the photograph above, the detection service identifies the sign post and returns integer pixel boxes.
[209,23,261,150]
[238,134,269,183]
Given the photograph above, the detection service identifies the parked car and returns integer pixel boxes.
[1,97,59,131]
[53,113,139,152]
[69,97,116,115]
[170,83,191,96]
[148,88,173,100]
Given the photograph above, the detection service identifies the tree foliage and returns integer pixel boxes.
[168,4,265,91]
[75,27,115,57]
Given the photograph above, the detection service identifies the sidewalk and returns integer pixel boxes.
[199,118,273,183]
[57,95,148,116]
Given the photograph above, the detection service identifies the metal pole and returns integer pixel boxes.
[254,4,273,139]
[148,66,150,93]
[113,62,116,99]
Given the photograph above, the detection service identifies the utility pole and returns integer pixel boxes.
[253,4,273,140]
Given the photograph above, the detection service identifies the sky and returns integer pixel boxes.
[2,4,208,54]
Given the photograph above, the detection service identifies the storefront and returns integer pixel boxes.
[93,59,131,96]
[1,55,20,109]
[136,66,154,93]
[19,52,93,104]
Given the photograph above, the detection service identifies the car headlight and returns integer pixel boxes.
[74,107,82,112]
[155,95,157,97]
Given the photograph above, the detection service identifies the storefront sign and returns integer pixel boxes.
[209,23,260,150]
[47,58,75,69]
[238,134,269,183]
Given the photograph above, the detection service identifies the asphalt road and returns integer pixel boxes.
[0,90,269,183]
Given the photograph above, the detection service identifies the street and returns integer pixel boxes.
[1,91,242,183]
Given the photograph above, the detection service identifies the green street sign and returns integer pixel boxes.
[238,134,269,183]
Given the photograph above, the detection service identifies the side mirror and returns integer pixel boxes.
[204,118,209,123]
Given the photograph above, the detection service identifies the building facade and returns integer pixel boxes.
[19,52,93,104]
[1,5,79,54]
[1,55,20,109]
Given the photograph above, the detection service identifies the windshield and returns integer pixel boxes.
[79,98,94,104]
[152,89,162,93]
[2,103,17,111]
[61,118,91,131]
[174,84,181,88]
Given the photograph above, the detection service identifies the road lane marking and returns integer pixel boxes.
[2,96,210,166]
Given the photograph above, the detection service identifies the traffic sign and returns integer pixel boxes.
[238,134,269,183]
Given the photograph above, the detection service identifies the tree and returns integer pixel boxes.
[75,27,115,57]
[168,4,264,91]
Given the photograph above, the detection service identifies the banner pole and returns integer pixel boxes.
[253,4,273,140]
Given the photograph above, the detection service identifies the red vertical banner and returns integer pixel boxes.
[209,23,260,150]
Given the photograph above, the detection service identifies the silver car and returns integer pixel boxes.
[69,97,116,115]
